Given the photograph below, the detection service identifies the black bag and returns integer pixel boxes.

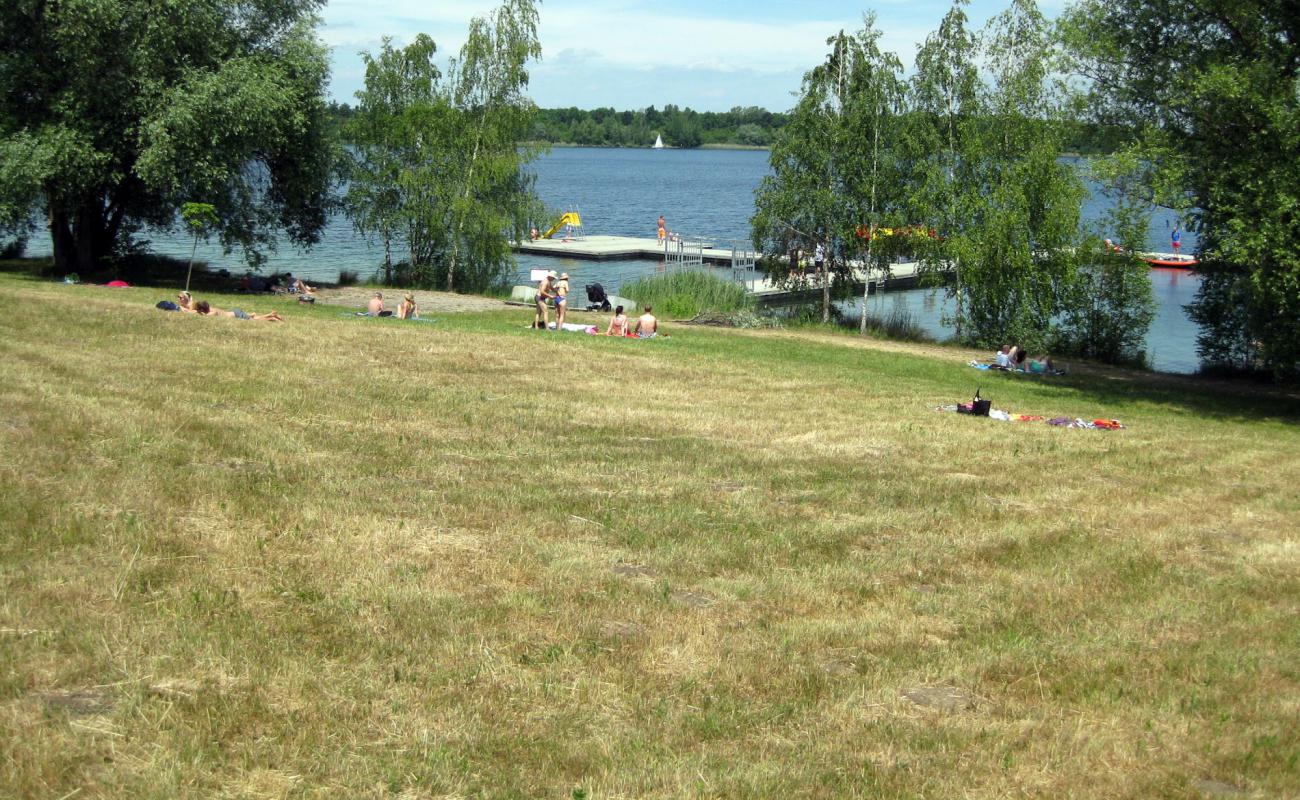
[971,387,991,416]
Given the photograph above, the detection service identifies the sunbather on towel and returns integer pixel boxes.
[396,293,418,320]
[367,291,393,317]
[605,305,629,336]
[187,298,283,321]
[635,306,658,339]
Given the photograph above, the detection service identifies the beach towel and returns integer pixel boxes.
[936,406,1124,429]
[968,360,1063,375]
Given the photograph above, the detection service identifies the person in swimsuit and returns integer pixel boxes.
[605,305,629,336]
[635,306,658,338]
[657,214,666,241]
[554,272,570,330]
[188,299,283,321]
[534,271,556,329]
[396,293,418,320]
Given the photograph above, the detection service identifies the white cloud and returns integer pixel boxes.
[320,1,944,109]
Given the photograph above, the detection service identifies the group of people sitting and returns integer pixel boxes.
[173,291,283,322]
[365,291,419,319]
[238,271,316,300]
[604,304,659,338]
[532,270,659,337]
[994,344,1057,374]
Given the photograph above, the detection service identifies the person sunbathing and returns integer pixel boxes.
[1012,349,1055,373]
[634,305,658,338]
[396,292,419,320]
[605,305,629,336]
[994,345,1012,368]
[367,292,392,317]
[189,299,283,322]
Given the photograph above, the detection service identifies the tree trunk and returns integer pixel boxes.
[446,114,488,293]
[49,196,112,275]
[859,237,875,334]
[821,247,830,324]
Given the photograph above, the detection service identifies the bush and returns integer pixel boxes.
[1,235,27,259]
[336,269,360,287]
[620,270,751,319]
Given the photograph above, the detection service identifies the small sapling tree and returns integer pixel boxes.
[180,203,219,292]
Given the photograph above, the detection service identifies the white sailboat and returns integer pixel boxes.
[652,133,665,149]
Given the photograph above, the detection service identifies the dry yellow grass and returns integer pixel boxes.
[1,272,1297,798]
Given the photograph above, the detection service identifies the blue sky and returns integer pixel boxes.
[320,0,1065,112]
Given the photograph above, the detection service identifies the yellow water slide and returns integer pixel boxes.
[542,211,582,240]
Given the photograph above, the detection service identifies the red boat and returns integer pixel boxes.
[1141,252,1198,269]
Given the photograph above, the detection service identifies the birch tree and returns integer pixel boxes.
[343,0,542,292]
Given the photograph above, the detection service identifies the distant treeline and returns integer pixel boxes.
[325,102,1126,153]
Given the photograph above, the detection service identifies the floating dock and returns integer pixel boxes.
[511,234,942,305]
[513,235,750,265]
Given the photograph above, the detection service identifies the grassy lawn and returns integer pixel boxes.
[1,271,1297,798]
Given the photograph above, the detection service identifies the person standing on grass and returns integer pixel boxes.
[554,272,571,331]
[534,271,556,329]
[635,306,658,338]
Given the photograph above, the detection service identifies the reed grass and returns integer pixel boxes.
[1,271,1297,798]
[622,269,751,318]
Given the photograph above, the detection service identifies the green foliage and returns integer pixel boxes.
[1062,0,1300,378]
[752,17,908,326]
[342,1,543,293]
[940,0,1087,351]
[1052,152,1156,364]
[0,0,335,273]
[180,203,219,237]
[621,271,751,319]
[526,105,786,148]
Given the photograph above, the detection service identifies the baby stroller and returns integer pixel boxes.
[585,282,612,312]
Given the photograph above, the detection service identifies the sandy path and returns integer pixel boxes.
[309,286,507,314]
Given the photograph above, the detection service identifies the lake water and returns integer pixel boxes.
[26,147,1202,371]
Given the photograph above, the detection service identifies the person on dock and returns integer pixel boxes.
[1171,226,1182,254]
[657,215,666,241]
[605,304,629,336]
[635,305,658,338]
[554,273,571,330]
[534,271,556,330]
[814,242,825,274]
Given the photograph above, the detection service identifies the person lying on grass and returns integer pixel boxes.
[177,292,283,322]
[1012,348,1056,374]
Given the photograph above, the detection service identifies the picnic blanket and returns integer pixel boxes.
[968,360,1066,376]
[935,405,1124,429]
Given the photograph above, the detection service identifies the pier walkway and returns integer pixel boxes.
[511,234,941,306]
[513,235,748,265]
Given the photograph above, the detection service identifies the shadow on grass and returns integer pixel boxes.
[0,254,332,298]
[976,363,1300,425]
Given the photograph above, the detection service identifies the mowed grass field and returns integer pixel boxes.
[1,270,1297,799]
